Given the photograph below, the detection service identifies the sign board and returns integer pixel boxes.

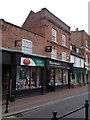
[45,46,52,52]
[21,57,44,67]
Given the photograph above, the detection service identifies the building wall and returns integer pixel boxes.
[22,8,71,61]
[71,30,90,83]
[22,8,70,37]
[1,19,46,56]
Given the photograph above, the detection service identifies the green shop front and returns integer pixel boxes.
[72,67,86,86]
[11,52,45,97]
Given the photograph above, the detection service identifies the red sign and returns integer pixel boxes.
[23,58,30,65]
[15,40,22,47]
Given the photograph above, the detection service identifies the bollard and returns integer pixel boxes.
[51,111,58,120]
[5,93,9,113]
[85,100,89,120]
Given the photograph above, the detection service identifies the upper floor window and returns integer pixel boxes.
[22,39,32,54]
[76,48,79,53]
[62,34,66,47]
[51,49,57,59]
[86,40,88,47]
[86,54,88,63]
[70,45,72,50]
[52,28,57,42]
[62,52,66,61]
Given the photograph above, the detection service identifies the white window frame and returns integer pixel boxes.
[62,52,66,61]
[86,40,88,47]
[52,28,57,42]
[22,39,32,54]
[51,49,57,59]
[62,34,66,47]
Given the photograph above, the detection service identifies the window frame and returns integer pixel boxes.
[52,28,57,42]
[51,49,57,59]
[62,52,66,61]
[22,39,32,54]
[62,34,67,47]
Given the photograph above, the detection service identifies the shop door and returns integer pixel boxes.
[2,65,11,96]
[47,68,55,92]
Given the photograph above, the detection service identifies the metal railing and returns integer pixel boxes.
[51,100,89,120]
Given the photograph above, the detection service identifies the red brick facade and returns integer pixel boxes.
[0,8,71,61]
[0,19,46,56]
[22,8,71,61]
[71,30,90,63]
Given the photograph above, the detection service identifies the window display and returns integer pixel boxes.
[63,70,68,84]
[55,69,68,85]
[16,66,41,90]
[48,69,54,86]
[55,69,62,85]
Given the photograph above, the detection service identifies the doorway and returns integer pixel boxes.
[46,68,55,92]
[2,65,11,96]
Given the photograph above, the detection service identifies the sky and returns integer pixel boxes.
[0,0,89,34]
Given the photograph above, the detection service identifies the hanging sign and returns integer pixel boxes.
[45,46,52,52]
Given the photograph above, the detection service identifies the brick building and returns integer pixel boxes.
[70,44,86,86]
[22,8,71,61]
[0,19,46,97]
[22,8,73,91]
[71,29,90,83]
[1,8,73,98]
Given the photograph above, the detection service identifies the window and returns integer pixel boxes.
[62,34,66,47]
[70,45,72,50]
[70,55,74,63]
[80,59,84,68]
[86,54,88,63]
[22,39,32,54]
[62,52,66,61]
[86,40,88,47]
[51,49,57,59]
[76,48,79,53]
[16,67,41,90]
[52,28,57,42]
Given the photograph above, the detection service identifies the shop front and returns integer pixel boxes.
[71,67,86,86]
[10,52,45,97]
[46,59,73,92]
[2,49,11,99]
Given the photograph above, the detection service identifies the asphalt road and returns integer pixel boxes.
[13,92,88,119]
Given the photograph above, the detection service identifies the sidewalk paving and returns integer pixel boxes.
[2,85,88,118]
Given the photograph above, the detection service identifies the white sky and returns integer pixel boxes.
[0,0,89,34]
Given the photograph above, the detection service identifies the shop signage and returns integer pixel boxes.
[49,61,61,66]
[45,46,52,52]
[47,60,70,69]
[21,57,44,67]
[15,39,32,54]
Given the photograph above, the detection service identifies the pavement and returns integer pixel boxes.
[2,85,88,118]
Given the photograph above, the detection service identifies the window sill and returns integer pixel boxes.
[51,41,58,45]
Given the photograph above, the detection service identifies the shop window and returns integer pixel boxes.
[16,66,41,90]
[48,69,54,86]
[55,69,62,85]
[63,70,68,84]
[72,73,75,79]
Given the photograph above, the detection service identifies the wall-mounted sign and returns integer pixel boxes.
[45,46,52,52]
[21,57,44,67]
[15,39,32,54]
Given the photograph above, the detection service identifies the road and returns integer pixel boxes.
[12,92,88,119]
